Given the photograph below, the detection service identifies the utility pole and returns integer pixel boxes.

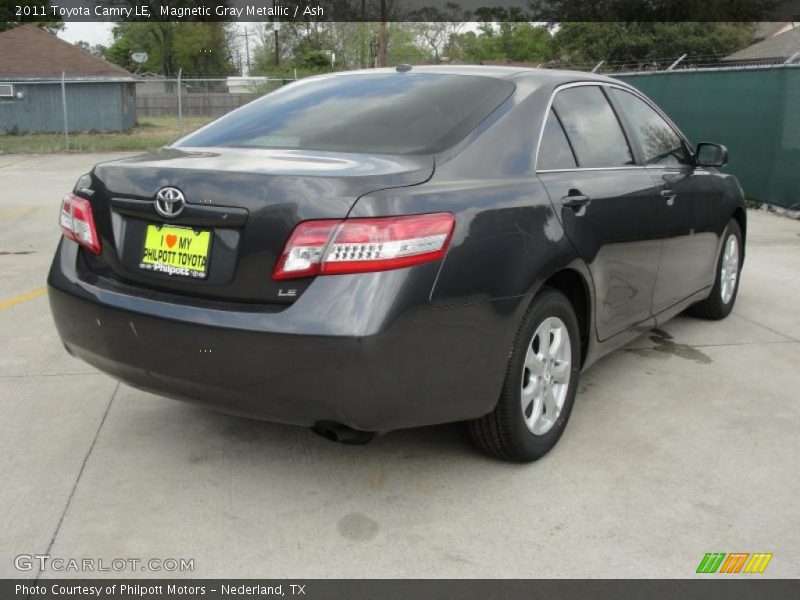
[230,28,253,76]
[273,0,280,66]
[377,0,387,68]
[360,0,366,68]
[242,28,252,75]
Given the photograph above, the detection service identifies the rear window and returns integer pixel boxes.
[176,73,515,155]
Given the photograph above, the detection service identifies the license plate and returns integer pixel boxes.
[140,224,211,279]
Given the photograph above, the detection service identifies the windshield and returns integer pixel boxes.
[176,73,515,155]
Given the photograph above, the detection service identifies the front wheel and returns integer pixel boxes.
[688,219,743,320]
[469,287,581,462]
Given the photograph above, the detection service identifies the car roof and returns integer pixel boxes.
[319,65,622,87]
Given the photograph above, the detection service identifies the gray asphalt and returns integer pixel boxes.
[1,153,798,579]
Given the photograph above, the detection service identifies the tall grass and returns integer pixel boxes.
[0,117,213,154]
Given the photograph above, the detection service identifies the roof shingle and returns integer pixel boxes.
[724,25,800,61]
[0,25,132,78]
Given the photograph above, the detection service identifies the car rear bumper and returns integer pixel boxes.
[48,240,520,431]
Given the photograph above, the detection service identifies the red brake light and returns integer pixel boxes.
[59,193,101,255]
[273,213,455,280]
[273,220,339,280]
[321,213,455,275]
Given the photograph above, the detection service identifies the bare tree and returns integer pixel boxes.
[377,0,387,67]
[409,3,471,63]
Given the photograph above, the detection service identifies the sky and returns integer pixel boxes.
[56,21,488,56]
[59,22,115,46]
[58,22,269,49]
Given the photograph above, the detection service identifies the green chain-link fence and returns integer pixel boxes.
[617,66,800,210]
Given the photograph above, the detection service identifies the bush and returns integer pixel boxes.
[302,51,332,70]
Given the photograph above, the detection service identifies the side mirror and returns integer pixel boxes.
[695,142,728,167]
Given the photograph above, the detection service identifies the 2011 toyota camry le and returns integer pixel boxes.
[48,66,745,462]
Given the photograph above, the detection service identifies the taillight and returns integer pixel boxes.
[274,220,339,280]
[59,193,100,255]
[273,213,454,280]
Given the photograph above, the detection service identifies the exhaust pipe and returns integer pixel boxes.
[311,421,376,445]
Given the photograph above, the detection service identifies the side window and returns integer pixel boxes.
[538,109,577,170]
[609,88,692,167]
[553,86,633,168]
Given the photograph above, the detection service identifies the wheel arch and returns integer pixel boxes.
[731,206,747,261]
[539,267,592,368]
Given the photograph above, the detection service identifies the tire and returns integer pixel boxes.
[688,219,743,320]
[469,287,581,462]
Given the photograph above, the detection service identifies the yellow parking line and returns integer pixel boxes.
[0,287,46,310]
[0,207,39,219]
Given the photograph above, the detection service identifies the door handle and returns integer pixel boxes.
[562,194,590,210]
[661,189,677,206]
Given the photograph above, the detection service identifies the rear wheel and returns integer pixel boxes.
[688,219,742,320]
[469,287,581,462]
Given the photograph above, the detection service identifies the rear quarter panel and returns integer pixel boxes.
[347,79,589,392]
[349,80,582,308]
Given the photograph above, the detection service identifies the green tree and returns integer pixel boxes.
[495,22,552,62]
[446,22,552,64]
[0,0,63,33]
[302,50,333,70]
[409,4,472,64]
[101,1,237,74]
[385,23,430,65]
[106,22,236,76]
[75,41,108,58]
[252,21,331,72]
[250,21,427,74]
[551,22,756,66]
[527,0,778,21]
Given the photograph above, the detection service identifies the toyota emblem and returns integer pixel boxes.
[154,187,186,218]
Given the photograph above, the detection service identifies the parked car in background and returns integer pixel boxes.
[49,67,745,462]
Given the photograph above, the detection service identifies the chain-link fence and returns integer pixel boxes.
[2,59,799,209]
[549,51,800,76]
[134,75,292,127]
[0,74,294,150]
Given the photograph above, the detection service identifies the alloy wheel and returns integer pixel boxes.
[520,316,572,436]
[720,234,739,304]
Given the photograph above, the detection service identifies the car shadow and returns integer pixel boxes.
[205,407,477,458]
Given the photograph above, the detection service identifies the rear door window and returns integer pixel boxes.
[538,109,577,170]
[609,88,693,167]
[553,86,633,168]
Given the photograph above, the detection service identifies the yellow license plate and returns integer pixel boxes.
[140,224,211,279]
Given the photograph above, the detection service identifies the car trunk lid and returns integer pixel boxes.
[83,147,434,304]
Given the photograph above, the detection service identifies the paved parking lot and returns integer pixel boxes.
[1,153,799,579]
